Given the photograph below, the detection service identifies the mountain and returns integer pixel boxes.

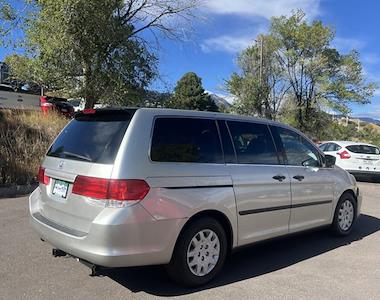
[355,117,380,125]
[206,91,233,108]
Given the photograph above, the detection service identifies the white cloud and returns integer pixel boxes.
[332,37,365,53]
[200,0,321,54]
[203,0,321,19]
[201,22,268,53]
[201,34,255,53]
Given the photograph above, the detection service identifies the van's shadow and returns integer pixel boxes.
[102,214,380,296]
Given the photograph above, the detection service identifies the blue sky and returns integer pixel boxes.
[154,0,380,119]
[1,0,380,119]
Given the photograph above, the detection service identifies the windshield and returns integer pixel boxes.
[47,110,135,163]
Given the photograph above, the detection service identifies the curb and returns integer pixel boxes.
[0,183,38,199]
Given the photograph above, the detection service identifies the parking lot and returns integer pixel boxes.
[0,182,379,300]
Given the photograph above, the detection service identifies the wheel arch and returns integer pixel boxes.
[175,209,234,255]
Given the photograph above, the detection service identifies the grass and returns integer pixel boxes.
[0,109,68,186]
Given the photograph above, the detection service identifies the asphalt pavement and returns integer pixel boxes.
[1,182,379,299]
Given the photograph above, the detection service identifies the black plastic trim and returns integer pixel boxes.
[239,200,332,216]
[164,185,233,190]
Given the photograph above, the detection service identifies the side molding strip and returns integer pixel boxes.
[164,185,233,190]
[239,200,332,216]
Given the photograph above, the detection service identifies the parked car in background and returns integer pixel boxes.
[68,98,85,112]
[30,108,361,286]
[40,96,74,118]
[0,84,41,110]
[68,98,107,112]
[319,141,380,179]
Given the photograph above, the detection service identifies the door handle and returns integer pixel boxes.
[293,175,305,181]
[273,175,286,182]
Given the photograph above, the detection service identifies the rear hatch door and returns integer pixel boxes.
[39,109,135,233]
[345,144,380,171]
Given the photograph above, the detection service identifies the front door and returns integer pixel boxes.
[224,120,292,246]
[271,126,334,233]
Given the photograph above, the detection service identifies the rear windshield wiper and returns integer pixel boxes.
[50,150,92,162]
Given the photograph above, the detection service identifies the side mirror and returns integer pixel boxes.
[325,154,336,168]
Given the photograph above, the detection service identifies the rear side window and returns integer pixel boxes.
[47,110,133,164]
[227,121,279,165]
[151,118,223,163]
[325,143,341,152]
[346,145,380,155]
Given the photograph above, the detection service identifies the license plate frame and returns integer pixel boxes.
[52,179,69,198]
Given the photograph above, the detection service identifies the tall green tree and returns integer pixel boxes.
[1,0,199,108]
[228,10,376,134]
[167,72,218,111]
[271,10,376,132]
[227,34,289,120]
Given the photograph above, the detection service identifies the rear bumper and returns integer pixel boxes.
[29,188,183,267]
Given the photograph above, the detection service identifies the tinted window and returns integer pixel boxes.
[325,143,341,152]
[227,121,279,165]
[217,120,236,163]
[151,118,223,163]
[47,110,133,164]
[319,143,328,151]
[276,127,321,167]
[346,145,380,155]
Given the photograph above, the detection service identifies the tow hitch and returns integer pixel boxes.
[51,248,104,276]
[52,248,67,257]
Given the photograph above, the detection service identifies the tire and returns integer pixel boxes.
[166,217,227,287]
[331,192,357,236]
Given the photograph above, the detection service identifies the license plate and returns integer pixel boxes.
[52,180,69,198]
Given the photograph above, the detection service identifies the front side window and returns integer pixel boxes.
[227,121,279,165]
[276,127,321,167]
[150,118,223,163]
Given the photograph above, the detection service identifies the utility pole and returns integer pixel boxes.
[259,35,263,85]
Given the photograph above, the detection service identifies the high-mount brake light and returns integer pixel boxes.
[83,108,96,114]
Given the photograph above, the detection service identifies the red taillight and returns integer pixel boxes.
[338,150,351,159]
[72,176,109,199]
[72,176,150,201]
[83,108,96,114]
[38,166,50,185]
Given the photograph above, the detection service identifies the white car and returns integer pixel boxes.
[67,99,85,112]
[319,141,380,178]
[68,99,107,112]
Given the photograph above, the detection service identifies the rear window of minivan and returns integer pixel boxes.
[346,145,380,155]
[47,110,134,164]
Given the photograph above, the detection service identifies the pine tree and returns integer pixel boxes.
[167,72,218,112]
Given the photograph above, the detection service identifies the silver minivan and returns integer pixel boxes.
[30,108,362,286]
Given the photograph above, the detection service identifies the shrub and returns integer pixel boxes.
[0,109,68,186]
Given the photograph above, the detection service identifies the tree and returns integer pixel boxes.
[167,72,218,111]
[228,10,376,135]
[1,0,199,108]
[271,10,376,132]
[227,34,289,120]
